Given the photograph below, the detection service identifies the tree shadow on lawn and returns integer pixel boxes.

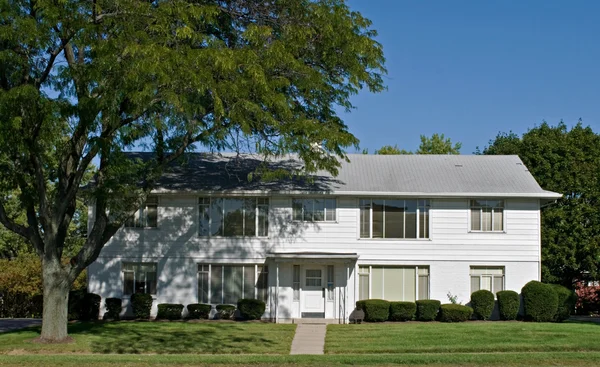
[68,322,285,354]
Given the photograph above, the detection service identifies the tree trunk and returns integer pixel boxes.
[38,258,71,342]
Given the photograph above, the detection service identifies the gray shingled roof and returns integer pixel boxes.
[128,152,560,198]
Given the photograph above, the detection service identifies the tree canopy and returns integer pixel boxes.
[0,0,386,341]
[372,134,461,155]
[482,122,600,286]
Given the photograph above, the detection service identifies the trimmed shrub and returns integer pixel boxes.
[439,304,473,322]
[575,281,600,315]
[216,304,236,320]
[105,298,122,320]
[522,281,558,322]
[156,304,184,320]
[131,293,153,320]
[416,300,441,321]
[470,290,495,320]
[356,299,389,322]
[237,299,266,320]
[549,284,577,322]
[186,304,211,319]
[497,290,519,320]
[0,291,43,318]
[68,290,86,320]
[81,293,101,321]
[389,301,416,321]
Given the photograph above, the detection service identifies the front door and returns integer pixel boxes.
[301,267,325,318]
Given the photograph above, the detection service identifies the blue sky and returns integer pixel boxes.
[341,0,600,154]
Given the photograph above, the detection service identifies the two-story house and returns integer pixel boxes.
[87,153,561,322]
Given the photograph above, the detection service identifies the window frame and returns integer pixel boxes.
[292,198,337,223]
[470,266,505,295]
[359,199,431,240]
[122,262,158,296]
[357,265,429,301]
[469,199,505,233]
[197,197,269,238]
[197,263,269,306]
[125,196,159,229]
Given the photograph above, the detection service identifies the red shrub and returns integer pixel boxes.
[575,281,600,315]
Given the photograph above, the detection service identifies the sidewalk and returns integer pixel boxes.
[290,323,327,355]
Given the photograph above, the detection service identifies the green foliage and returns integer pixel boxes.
[415,300,441,321]
[470,290,495,320]
[549,284,577,322]
[374,145,412,155]
[416,133,462,154]
[131,294,153,320]
[522,281,559,322]
[496,290,520,321]
[388,301,416,321]
[216,304,236,320]
[0,292,43,318]
[186,304,212,320]
[438,304,473,322]
[104,298,122,321]
[237,299,266,320]
[482,122,600,285]
[69,292,101,321]
[156,304,184,321]
[356,299,390,322]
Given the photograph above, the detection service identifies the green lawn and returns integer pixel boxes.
[0,321,296,354]
[326,321,600,354]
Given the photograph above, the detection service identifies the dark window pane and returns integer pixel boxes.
[199,204,210,236]
[258,205,268,237]
[223,199,244,237]
[405,200,417,239]
[124,271,134,295]
[146,271,157,294]
[292,199,303,221]
[419,207,429,239]
[384,200,404,238]
[243,266,256,299]
[210,199,223,236]
[211,265,223,304]
[244,199,256,236]
[325,199,336,221]
[198,271,209,303]
[257,266,268,303]
[359,200,370,238]
[303,199,314,221]
[146,205,158,227]
[372,200,384,238]
[313,199,324,221]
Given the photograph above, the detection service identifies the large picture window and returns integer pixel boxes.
[198,197,269,237]
[358,266,429,302]
[359,199,430,239]
[292,198,336,222]
[125,196,158,228]
[198,264,269,304]
[470,267,504,294]
[122,263,157,295]
[470,200,504,232]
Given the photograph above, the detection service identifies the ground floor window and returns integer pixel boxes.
[122,262,157,295]
[470,267,504,295]
[198,264,268,305]
[358,266,429,302]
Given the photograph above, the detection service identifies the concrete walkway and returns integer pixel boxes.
[290,323,327,355]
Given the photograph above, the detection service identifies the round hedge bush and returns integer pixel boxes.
[549,284,576,322]
[237,299,266,320]
[522,281,558,322]
[415,300,441,321]
[81,293,102,321]
[105,297,122,321]
[496,290,519,320]
[216,304,236,320]
[156,303,184,320]
[470,290,495,320]
[439,304,473,322]
[389,301,416,321]
[186,304,212,319]
[131,293,153,320]
[356,299,390,322]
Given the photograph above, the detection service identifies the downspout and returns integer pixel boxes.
[275,262,279,323]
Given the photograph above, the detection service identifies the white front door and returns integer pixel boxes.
[301,267,325,317]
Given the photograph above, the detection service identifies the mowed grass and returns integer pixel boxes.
[0,321,296,354]
[326,321,600,354]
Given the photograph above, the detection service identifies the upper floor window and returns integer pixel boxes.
[470,267,504,295]
[123,262,157,295]
[470,200,504,232]
[198,197,268,237]
[359,199,430,239]
[292,198,336,222]
[125,196,158,228]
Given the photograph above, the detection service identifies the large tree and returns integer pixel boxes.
[373,134,461,155]
[481,122,600,287]
[0,0,385,341]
